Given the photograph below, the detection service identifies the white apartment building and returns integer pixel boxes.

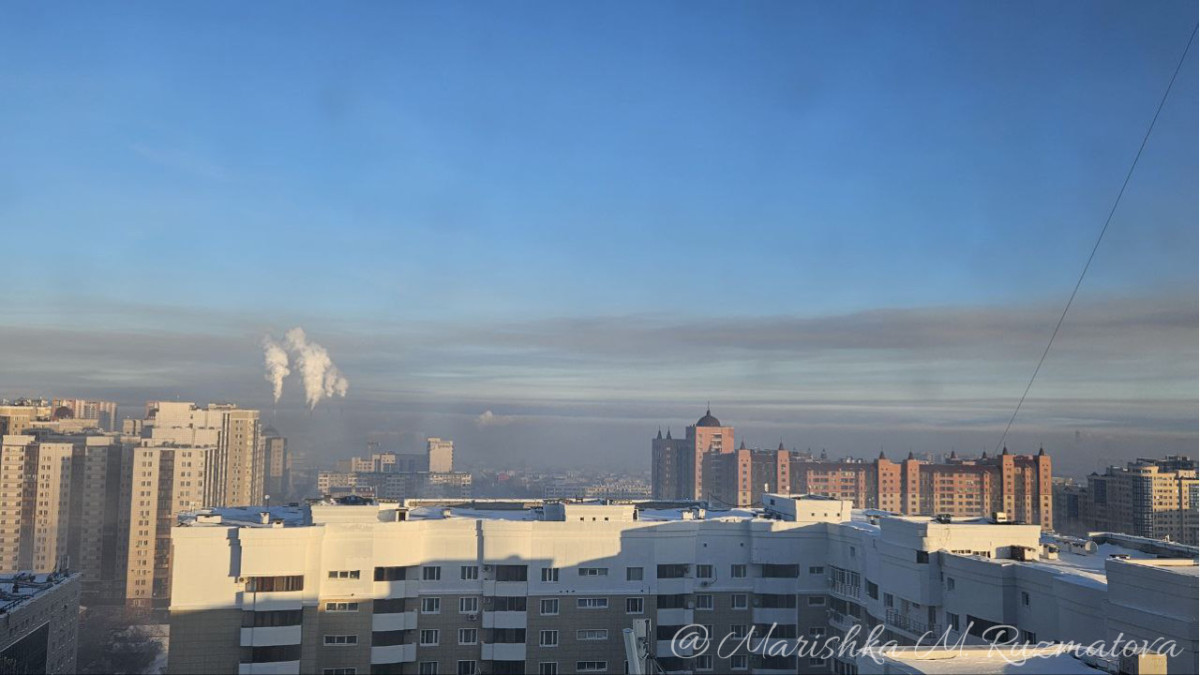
[166,496,1198,675]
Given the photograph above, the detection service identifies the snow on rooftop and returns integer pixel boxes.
[857,646,1106,675]
[178,505,308,527]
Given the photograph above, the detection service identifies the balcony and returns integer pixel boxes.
[752,578,796,595]
[480,643,525,661]
[656,640,692,658]
[238,592,303,611]
[481,610,527,629]
[885,609,938,637]
[752,607,796,625]
[370,644,416,665]
[828,580,861,601]
[655,608,693,626]
[827,610,861,633]
[240,626,301,647]
[371,611,417,632]
[238,662,300,675]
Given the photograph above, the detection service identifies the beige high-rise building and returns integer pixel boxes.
[52,398,119,432]
[0,433,130,596]
[125,445,211,608]
[1084,456,1197,545]
[145,401,262,507]
[427,437,454,473]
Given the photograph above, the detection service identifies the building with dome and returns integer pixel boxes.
[650,407,734,500]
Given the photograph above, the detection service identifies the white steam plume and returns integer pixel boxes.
[282,327,350,409]
[261,336,291,403]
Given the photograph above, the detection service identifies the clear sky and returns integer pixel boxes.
[1,2,1196,476]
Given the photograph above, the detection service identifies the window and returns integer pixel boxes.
[420,629,439,646]
[696,564,714,579]
[761,564,799,578]
[540,630,559,647]
[242,609,303,627]
[731,564,747,578]
[460,597,478,613]
[948,613,960,632]
[626,567,643,581]
[323,635,358,646]
[946,578,955,591]
[866,581,879,599]
[731,594,748,610]
[578,567,608,577]
[657,564,689,578]
[459,628,478,645]
[1021,630,1037,644]
[374,566,405,582]
[461,565,479,580]
[422,566,441,581]
[850,546,856,558]
[884,593,894,608]
[695,655,713,671]
[916,551,930,564]
[540,598,560,615]
[419,663,438,675]
[577,629,608,640]
[374,598,405,614]
[657,594,688,609]
[245,575,303,592]
[578,597,608,609]
[328,570,360,580]
[809,658,827,667]
[731,654,748,670]
[492,629,526,643]
[538,664,558,675]
[323,669,356,675]
[626,597,644,614]
[731,625,748,638]
[495,565,528,582]
[372,630,407,647]
[809,566,825,575]
[325,602,359,612]
[421,597,441,614]
[695,594,713,610]
[542,567,559,582]
[809,627,824,637]
[807,596,826,606]
[457,662,477,675]
[1021,591,1030,607]
[493,596,527,612]
[576,662,607,673]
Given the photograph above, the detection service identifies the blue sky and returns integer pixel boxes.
[1,2,1195,474]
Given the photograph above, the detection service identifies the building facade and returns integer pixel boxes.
[651,409,735,501]
[653,414,1052,528]
[1066,457,1199,546]
[0,572,80,675]
[166,496,1197,675]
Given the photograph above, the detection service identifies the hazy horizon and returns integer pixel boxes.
[2,1,1196,482]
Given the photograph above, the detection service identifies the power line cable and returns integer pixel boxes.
[994,24,1199,454]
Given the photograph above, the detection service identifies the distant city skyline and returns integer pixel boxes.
[1,2,1196,478]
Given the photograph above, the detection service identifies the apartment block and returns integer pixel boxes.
[262,427,292,502]
[426,439,454,474]
[1070,456,1198,546]
[51,398,119,432]
[654,412,1052,528]
[144,402,263,507]
[166,495,1197,675]
[0,572,81,675]
[651,408,735,500]
[125,445,211,608]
